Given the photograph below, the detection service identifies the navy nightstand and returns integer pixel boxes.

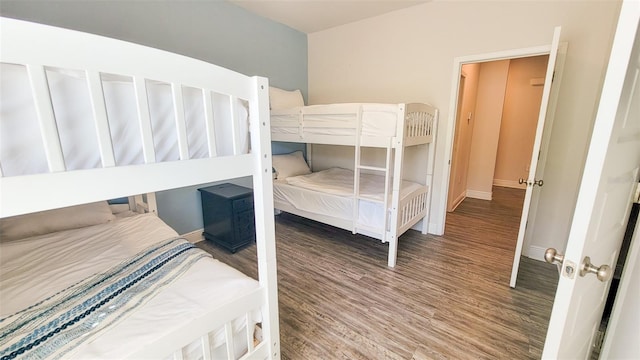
[198,183,255,253]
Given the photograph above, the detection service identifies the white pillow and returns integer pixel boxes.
[0,201,116,241]
[272,150,311,180]
[269,87,304,110]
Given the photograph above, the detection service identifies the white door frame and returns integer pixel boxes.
[437,44,553,236]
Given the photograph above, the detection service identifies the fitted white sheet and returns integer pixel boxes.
[0,214,259,359]
[273,168,423,229]
[271,103,399,137]
[0,64,249,177]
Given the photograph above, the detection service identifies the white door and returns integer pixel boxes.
[542,1,640,358]
[509,26,562,287]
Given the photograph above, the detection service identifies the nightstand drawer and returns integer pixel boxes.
[233,197,254,212]
[235,209,255,240]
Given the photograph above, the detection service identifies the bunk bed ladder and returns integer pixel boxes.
[352,107,393,241]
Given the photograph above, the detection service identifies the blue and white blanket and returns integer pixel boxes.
[0,237,210,360]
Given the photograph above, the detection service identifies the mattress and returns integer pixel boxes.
[271,103,400,138]
[0,64,249,177]
[273,168,423,230]
[0,213,259,359]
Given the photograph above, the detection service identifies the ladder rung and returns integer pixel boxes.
[357,165,387,172]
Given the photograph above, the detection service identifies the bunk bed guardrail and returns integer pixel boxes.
[270,102,436,147]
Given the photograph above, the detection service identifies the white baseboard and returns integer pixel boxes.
[525,245,547,262]
[466,190,492,200]
[493,179,527,190]
[181,228,204,244]
[449,191,466,211]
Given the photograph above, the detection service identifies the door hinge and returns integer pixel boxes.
[634,182,640,204]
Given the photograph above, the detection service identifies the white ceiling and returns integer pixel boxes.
[228,0,428,34]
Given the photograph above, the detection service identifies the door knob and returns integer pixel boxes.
[580,256,612,282]
[518,178,526,185]
[534,179,544,187]
[544,248,564,265]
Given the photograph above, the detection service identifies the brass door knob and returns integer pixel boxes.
[544,248,564,265]
[580,256,612,282]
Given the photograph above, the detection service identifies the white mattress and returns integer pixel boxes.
[273,168,423,229]
[271,103,400,138]
[0,214,259,359]
[0,64,249,177]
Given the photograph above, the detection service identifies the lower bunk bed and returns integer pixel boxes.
[0,203,261,359]
[271,147,434,268]
[273,167,428,239]
[0,17,279,359]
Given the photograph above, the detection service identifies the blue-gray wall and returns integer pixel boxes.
[1,0,307,234]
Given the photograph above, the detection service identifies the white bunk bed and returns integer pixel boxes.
[270,101,438,267]
[0,18,280,359]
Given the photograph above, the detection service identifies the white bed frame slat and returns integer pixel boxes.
[27,64,66,172]
[224,323,235,359]
[86,70,116,167]
[201,334,213,360]
[1,17,280,359]
[133,76,157,164]
[245,313,255,354]
[230,95,241,155]
[202,89,218,157]
[173,350,185,360]
[172,83,190,160]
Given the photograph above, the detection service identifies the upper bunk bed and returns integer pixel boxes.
[267,87,438,268]
[0,17,280,359]
[271,101,436,148]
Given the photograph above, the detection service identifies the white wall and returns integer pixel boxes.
[448,63,480,207]
[494,56,549,188]
[466,60,510,198]
[307,1,621,253]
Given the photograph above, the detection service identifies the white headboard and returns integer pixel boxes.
[0,17,272,218]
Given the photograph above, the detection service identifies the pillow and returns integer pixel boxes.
[269,87,304,110]
[0,201,116,241]
[272,150,311,180]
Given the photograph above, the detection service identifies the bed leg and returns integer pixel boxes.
[388,237,398,267]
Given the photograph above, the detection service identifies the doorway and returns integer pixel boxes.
[447,55,549,213]
[438,35,567,284]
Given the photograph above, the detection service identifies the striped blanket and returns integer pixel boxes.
[0,237,210,360]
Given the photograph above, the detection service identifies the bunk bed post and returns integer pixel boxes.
[306,143,313,171]
[249,76,281,360]
[388,104,407,267]
[422,111,439,235]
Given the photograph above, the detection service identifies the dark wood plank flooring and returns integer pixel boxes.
[197,187,558,359]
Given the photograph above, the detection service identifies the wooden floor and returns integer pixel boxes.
[197,187,559,359]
